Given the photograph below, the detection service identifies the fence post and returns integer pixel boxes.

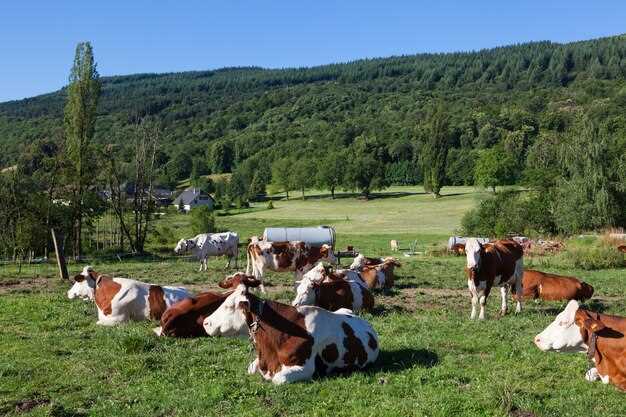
[51,228,69,281]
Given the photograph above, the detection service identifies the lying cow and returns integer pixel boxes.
[155,291,233,337]
[357,258,401,289]
[246,238,337,292]
[68,266,190,325]
[450,243,466,256]
[292,263,374,312]
[534,300,626,391]
[348,254,384,271]
[203,273,380,384]
[618,245,626,254]
[465,238,524,320]
[174,232,239,271]
[515,270,594,302]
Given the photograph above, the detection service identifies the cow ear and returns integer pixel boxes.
[218,278,234,289]
[243,276,261,288]
[583,318,606,334]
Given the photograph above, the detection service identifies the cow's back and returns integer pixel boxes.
[484,240,523,279]
[160,291,228,337]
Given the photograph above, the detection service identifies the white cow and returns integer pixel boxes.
[175,232,239,271]
[67,266,191,326]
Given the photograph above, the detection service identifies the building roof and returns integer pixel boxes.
[172,187,214,205]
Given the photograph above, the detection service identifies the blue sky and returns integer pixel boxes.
[1,1,625,102]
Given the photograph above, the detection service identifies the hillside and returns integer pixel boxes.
[2,34,626,179]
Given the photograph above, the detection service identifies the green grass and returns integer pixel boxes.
[1,186,625,416]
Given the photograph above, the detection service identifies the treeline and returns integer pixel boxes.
[1,35,626,241]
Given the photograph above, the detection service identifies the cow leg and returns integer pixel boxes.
[247,358,259,375]
[514,259,524,313]
[478,284,490,320]
[468,280,478,320]
[499,285,509,316]
[585,367,600,382]
[271,364,312,385]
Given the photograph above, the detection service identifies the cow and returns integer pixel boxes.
[450,243,466,256]
[390,240,399,251]
[348,254,384,271]
[246,239,337,292]
[292,263,375,312]
[356,258,401,289]
[617,245,626,254]
[67,266,190,325]
[174,232,239,272]
[203,273,380,384]
[154,291,234,338]
[534,300,626,391]
[515,270,594,302]
[465,238,524,320]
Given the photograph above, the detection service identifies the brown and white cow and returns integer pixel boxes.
[465,238,524,320]
[348,254,384,271]
[617,245,626,254]
[534,300,626,391]
[67,266,191,325]
[154,291,234,337]
[515,270,594,302]
[246,239,337,292]
[203,273,380,384]
[292,263,375,312]
[450,243,466,256]
[356,258,401,289]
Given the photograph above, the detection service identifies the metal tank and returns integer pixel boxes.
[447,236,490,250]
[262,226,336,248]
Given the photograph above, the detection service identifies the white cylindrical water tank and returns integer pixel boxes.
[263,226,336,248]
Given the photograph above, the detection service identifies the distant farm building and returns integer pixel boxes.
[173,187,215,212]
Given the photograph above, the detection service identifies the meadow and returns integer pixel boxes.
[1,186,625,417]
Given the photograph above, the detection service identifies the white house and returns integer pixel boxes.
[172,188,215,212]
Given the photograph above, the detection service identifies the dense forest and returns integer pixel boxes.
[1,34,626,257]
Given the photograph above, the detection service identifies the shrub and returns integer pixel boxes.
[266,200,274,210]
[550,238,626,270]
[190,206,215,234]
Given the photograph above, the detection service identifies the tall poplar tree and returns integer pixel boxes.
[422,105,451,198]
[64,42,101,260]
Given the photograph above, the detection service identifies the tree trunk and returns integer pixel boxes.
[330,187,335,199]
[301,187,305,200]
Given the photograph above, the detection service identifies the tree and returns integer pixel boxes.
[271,158,294,199]
[422,106,451,198]
[190,206,215,235]
[344,135,389,199]
[316,151,345,199]
[106,120,160,254]
[64,42,101,260]
[474,146,516,192]
[293,159,315,199]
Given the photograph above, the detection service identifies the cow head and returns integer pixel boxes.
[320,244,338,265]
[534,300,593,353]
[464,238,484,280]
[579,282,594,301]
[202,272,261,337]
[292,263,327,306]
[174,239,190,254]
[349,254,366,271]
[67,266,96,300]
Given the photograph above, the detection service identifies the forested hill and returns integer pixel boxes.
[1,34,626,189]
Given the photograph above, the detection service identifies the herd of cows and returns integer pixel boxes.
[65,232,626,390]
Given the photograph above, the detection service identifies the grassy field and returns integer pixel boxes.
[1,186,625,417]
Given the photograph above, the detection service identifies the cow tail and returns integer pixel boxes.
[246,244,252,275]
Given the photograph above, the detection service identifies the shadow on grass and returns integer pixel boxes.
[369,348,439,373]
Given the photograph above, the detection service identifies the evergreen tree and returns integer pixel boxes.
[422,106,450,198]
[63,42,101,260]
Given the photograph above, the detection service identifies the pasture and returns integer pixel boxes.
[1,186,625,417]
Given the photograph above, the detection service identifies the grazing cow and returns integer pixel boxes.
[154,291,234,337]
[515,270,594,302]
[203,273,380,384]
[67,266,190,325]
[292,263,374,312]
[390,240,399,251]
[174,232,239,271]
[246,239,337,292]
[348,254,384,271]
[534,300,626,391]
[357,258,401,289]
[465,238,524,320]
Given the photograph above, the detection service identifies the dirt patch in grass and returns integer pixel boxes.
[12,397,50,413]
[0,277,57,295]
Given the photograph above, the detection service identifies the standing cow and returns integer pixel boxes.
[203,273,379,384]
[246,238,337,292]
[465,238,524,320]
[67,266,190,325]
[175,232,239,271]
